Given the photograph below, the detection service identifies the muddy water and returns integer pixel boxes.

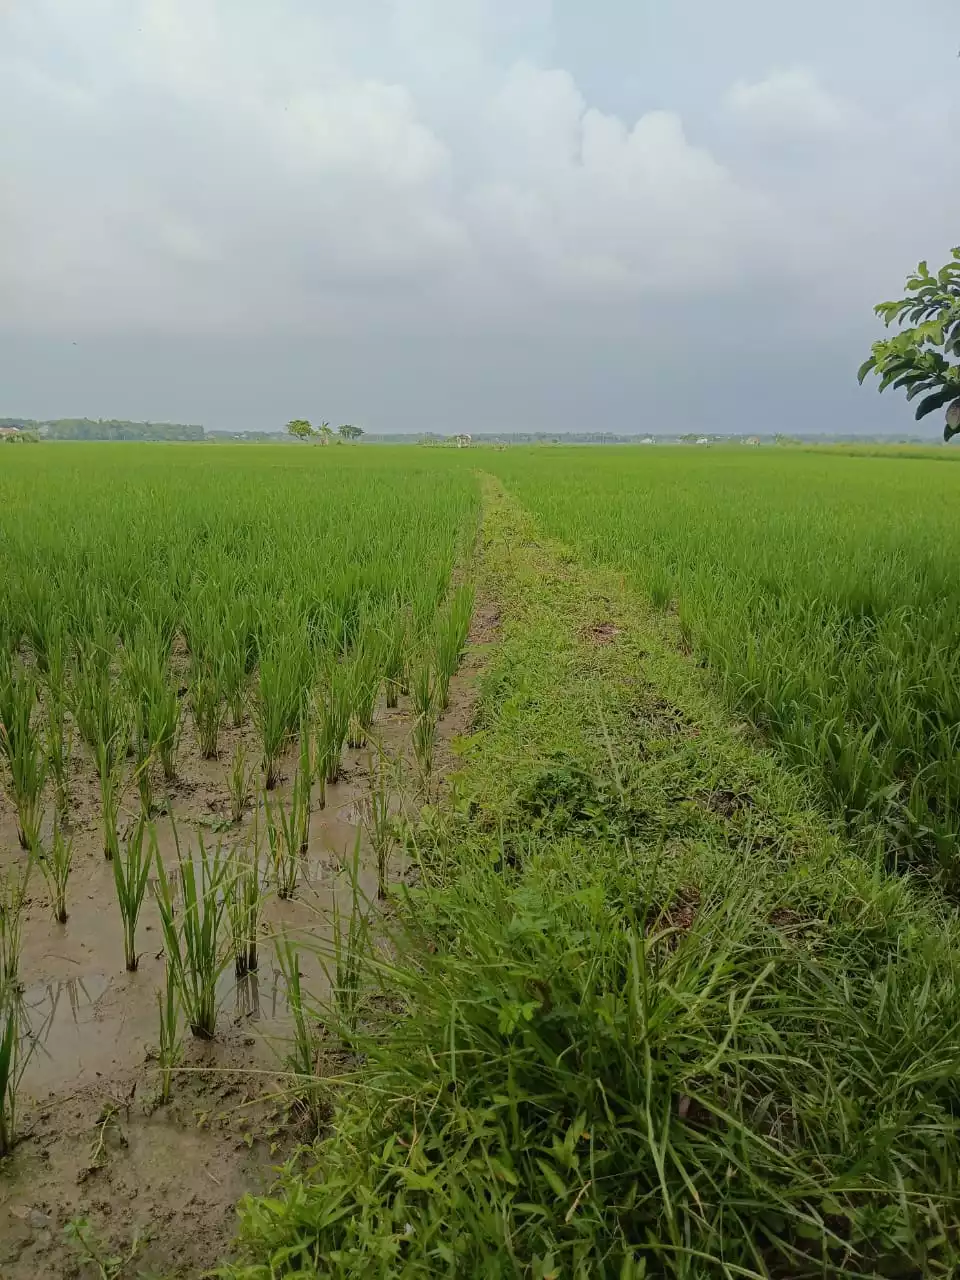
[0,695,417,1101]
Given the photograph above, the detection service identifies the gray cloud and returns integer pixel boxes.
[2,0,958,434]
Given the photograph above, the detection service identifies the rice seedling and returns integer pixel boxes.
[227,741,255,824]
[44,689,72,824]
[154,824,229,1039]
[315,664,351,797]
[433,582,474,711]
[363,747,398,899]
[124,627,181,805]
[222,599,256,727]
[190,657,225,761]
[345,628,383,750]
[112,817,155,971]
[409,655,439,791]
[21,575,60,675]
[34,820,73,925]
[74,649,128,859]
[226,836,263,977]
[73,643,126,769]
[382,611,408,710]
[274,932,325,1132]
[254,627,313,789]
[326,840,368,1043]
[155,960,182,1106]
[0,981,24,1157]
[0,867,27,987]
[295,717,312,854]
[264,791,302,901]
[0,667,46,851]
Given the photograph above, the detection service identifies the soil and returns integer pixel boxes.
[0,647,484,1279]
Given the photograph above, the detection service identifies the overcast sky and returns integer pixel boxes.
[2,0,958,435]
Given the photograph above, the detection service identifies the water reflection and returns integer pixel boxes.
[231,966,288,1022]
[21,974,111,1045]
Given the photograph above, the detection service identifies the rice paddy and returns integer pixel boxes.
[2,442,960,1276]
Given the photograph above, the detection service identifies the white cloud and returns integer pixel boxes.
[0,2,788,333]
[472,65,776,296]
[726,68,855,134]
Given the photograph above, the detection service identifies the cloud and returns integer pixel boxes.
[470,63,776,298]
[725,68,856,135]
[2,0,959,439]
[0,4,783,334]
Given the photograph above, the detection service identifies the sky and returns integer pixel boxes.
[2,0,958,436]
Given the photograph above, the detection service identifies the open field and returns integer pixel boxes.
[1,444,960,1276]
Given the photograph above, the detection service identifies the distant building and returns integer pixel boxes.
[639,436,655,445]
[0,427,21,439]
[454,433,472,449]
[696,436,710,446]
[743,436,760,447]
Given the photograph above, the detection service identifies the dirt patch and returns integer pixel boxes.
[630,696,697,742]
[468,602,501,649]
[583,621,622,646]
[700,789,755,820]
[0,666,476,1278]
[647,889,701,951]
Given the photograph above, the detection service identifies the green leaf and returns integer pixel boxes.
[856,357,877,385]
[915,386,958,420]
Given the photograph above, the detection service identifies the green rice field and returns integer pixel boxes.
[1,442,960,1277]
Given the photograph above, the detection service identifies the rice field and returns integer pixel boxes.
[0,445,479,1273]
[3,441,960,1275]
[485,446,960,880]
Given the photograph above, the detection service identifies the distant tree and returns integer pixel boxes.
[859,249,960,440]
[286,418,315,441]
[317,421,333,446]
[338,424,364,441]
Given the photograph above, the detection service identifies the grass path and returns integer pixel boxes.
[224,475,960,1278]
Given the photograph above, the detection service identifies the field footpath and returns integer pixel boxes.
[226,472,960,1278]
